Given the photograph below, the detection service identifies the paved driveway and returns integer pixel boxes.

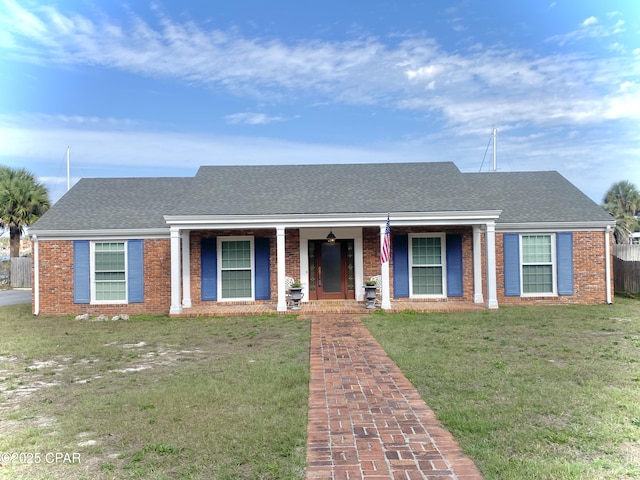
[0,289,32,306]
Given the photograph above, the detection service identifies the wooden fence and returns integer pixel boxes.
[613,244,640,261]
[613,245,640,293]
[10,257,32,288]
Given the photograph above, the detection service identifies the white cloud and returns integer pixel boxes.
[1,2,638,204]
[547,17,625,45]
[609,42,624,53]
[605,82,640,120]
[612,19,625,34]
[224,112,286,125]
[405,64,445,81]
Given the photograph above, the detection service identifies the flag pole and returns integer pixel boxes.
[66,146,71,191]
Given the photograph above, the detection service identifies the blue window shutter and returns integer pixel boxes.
[254,237,271,300]
[201,237,217,301]
[557,232,574,295]
[446,234,463,297]
[127,240,144,303]
[503,233,521,296]
[393,234,409,298]
[73,240,90,304]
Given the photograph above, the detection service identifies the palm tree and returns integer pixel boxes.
[0,167,50,257]
[602,180,640,244]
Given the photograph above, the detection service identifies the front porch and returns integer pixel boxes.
[173,299,486,318]
[165,213,502,317]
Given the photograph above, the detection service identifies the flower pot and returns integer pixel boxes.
[289,287,303,310]
[364,285,377,309]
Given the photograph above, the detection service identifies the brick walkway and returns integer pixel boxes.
[306,315,483,480]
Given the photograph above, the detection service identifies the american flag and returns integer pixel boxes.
[381,214,391,264]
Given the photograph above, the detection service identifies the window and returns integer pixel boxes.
[93,242,126,302]
[74,240,143,305]
[521,234,555,294]
[409,234,446,297]
[219,237,254,300]
[504,232,572,298]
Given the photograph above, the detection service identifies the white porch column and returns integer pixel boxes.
[181,230,191,309]
[473,226,484,304]
[380,224,392,310]
[276,227,287,312]
[485,222,499,309]
[169,227,182,315]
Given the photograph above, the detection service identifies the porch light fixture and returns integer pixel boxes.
[326,230,336,243]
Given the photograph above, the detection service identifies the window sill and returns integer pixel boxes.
[409,294,447,299]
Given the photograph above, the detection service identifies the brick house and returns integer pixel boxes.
[29,162,615,316]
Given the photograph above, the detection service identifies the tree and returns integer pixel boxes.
[602,180,640,244]
[0,167,50,257]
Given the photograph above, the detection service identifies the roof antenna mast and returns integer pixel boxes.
[492,128,497,172]
[66,146,71,191]
[478,128,499,173]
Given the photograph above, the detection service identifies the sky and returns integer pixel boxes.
[0,0,639,205]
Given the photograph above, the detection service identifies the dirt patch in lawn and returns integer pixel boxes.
[0,341,213,477]
[0,313,310,479]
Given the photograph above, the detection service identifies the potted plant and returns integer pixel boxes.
[364,279,377,309]
[289,281,304,310]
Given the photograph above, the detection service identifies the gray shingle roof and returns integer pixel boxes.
[31,162,612,232]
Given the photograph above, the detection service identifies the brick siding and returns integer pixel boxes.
[189,229,290,306]
[496,230,612,305]
[377,226,476,302]
[35,239,171,316]
[33,228,612,316]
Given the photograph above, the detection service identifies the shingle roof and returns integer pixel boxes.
[31,162,612,232]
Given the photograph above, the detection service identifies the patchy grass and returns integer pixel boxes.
[364,299,640,480]
[0,304,309,479]
[5,297,640,480]
[616,290,640,300]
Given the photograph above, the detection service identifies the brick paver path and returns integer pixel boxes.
[306,315,483,480]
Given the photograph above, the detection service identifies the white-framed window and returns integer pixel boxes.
[91,241,127,303]
[217,236,254,301]
[409,233,447,297]
[521,234,556,295]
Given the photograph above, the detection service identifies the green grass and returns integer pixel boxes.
[0,304,309,479]
[364,299,640,480]
[3,299,640,480]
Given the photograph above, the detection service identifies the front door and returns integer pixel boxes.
[308,239,355,300]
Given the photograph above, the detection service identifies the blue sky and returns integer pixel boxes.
[0,0,639,204]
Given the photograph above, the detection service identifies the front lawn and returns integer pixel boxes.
[3,299,639,480]
[364,299,640,480]
[0,304,309,480]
